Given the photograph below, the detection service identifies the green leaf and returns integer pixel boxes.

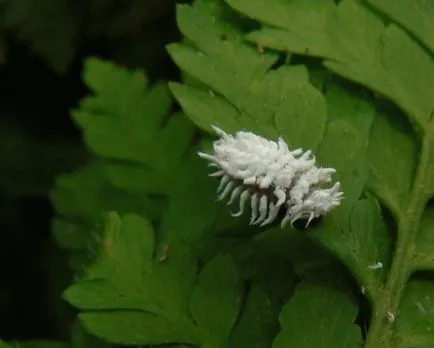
[190,254,243,345]
[313,196,391,302]
[169,0,278,106]
[169,0,327,146]
[394,279,434,347]
[78,311,198,346]
[51,162,157,253]
[72,57,194,193]
[273,272,362,348]
[367,105,418,218]
[65,213,194,312]
[250,227,334,278]
[64,213,244,347]
[228,0,337,58]
[274,80,327,151]
[230,285,280,348]
[412,207,434,271]
[347,197,391,292]
[71,320,111,348]
[238,0,434,130]
[4,0,78,73]
[365,0,434,54]
[64,212,199,345]
[316,82,375,220]
[305,83,389,304]
[167,0,277,137]
[239,229,299,301]
[169,82,242,134]
[331,22,434,128]
[52,162,152,221]
[159,148,221,246]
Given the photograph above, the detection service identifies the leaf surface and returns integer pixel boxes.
[273,272,361,348]
[50,161,160,273]
[159,149,221,245]
[72,57,194,193]
[316,83,374,220]
[365,0,434,54]
[274,80,327,151]
[367,106,418,217]
[234,1,434,345]
[169,0,327,147]
[64,213,199,345]
[236,0,434,130]
[305,83,391,301]
[71,321,111,348]
[394,279,434,348]
[228,0,336,58]
[230,285,280,348]
[412,207,434,271]
[64,213,243,347]
[314,196,391,302]
[190,255,243,345]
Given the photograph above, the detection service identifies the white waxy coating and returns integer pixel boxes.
[198,126,343,228]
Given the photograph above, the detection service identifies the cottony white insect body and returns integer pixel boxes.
[199,126,343,228]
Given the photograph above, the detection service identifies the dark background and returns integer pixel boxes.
[0,0,184,342]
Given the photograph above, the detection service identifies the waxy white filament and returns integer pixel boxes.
[199,126,343,228]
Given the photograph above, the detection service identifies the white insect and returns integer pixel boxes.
[415,301,427,315]
[367,262,383,270]
[198,126,343,228]
[387,311,395,323]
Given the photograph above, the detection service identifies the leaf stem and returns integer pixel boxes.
[364,135,431,347]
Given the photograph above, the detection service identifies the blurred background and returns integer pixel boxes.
[0,0,186,342]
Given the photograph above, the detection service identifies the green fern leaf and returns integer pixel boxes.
[364,0,434,54]
[225,0,434,346]
[230,285,281,348]
[168,0,327,150]
[230,0,434,131]
[72,57,194,194]
[273,271,362,348]
[51,161,160,271]
[367,105,418,218]
[64,212,243,347]
[412,209,434,271]
[394,279,434,347]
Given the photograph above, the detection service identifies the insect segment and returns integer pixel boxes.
[198,126,343,228]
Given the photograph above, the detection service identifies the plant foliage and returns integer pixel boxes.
[47,0,434,347]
